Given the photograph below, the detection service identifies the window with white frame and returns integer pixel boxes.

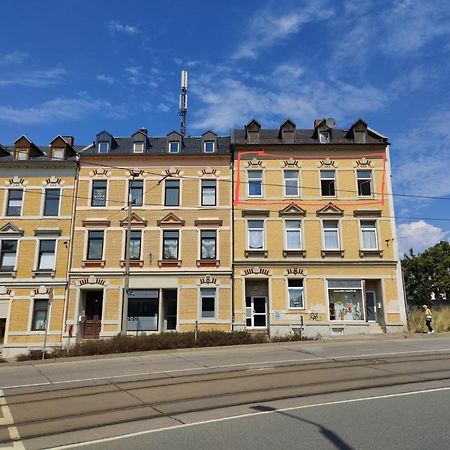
[91,180,107,207]
[288,279,304,309]
[0,240,17,270]
[52,148,65,160]
[31,299,49,330]
[37,240,56,270]
[200,230,216,259]
[201,180,216,206]
[203,141,215,153]
[163,230,179,259]
[360,220,378,249]
[87,231,104,260]
[323,220,340,250]
[16,149,28,160]
[284,170,299,197]
[128,180,143,206]
[98,142,109,153]
[127,231,142,260]
[133,142,144,153]
[320,171,336,196]
[6,189,23,216]
[248,220,264,250]
[285,220,302,250]
[43,189,60,216]
[248,170,262,197]
[169,141,180,153]
[319,131,330,143]
[200,288,216,319]
[357,170,372,196]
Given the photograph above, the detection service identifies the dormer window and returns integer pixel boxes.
[98,142,109,153]
[133,142,144,153]
[204,141,215,153]
[52,148,65,160]
[169,141,180,153]
[16,149,29,160]
[319,131,330,144]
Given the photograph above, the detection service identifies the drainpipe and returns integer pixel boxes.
[231,145,235,331]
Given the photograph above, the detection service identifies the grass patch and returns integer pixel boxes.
[15,330,320,362]
[408,307,450,333]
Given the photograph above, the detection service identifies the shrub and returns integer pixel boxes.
[408,306,450,332]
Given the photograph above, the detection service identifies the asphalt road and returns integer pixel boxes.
[0,335,449,449]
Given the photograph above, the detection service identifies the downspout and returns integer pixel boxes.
[231,138,235,331]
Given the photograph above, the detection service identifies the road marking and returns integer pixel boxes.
[48,385,450,449]
[0,390,25,449]
[2,347,450,390]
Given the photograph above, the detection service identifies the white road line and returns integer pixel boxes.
[2,346,450,390]
[0,389,25,450]
[48,385,450,449]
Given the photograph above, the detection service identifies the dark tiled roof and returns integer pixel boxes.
[232,128,388,145]
[0,146,80,162]
[81,136,231,156]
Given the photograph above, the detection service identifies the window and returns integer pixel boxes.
[328,279,363,321]
[16,149,28,160]
[163,231,179,259]
[203,141,215,153]
[6,189,23,216]
[133,142,144,153]
[37,240,56,270]
[200,288,216,319]
[361,220,378,250]
[284,170,299,197]
[201,180,216,206]
[320,170,336,196]
[43,189,60,216]
[0,240,17,270]
[323,220,340,250]
[201,230,216,259]
[126,231,142,260]
[248,220,264,250]
[319,131,330,143]
[285,220,302,250]
[127,290,159,331]
[248,170,262,197]
[357,170,372,196]
[31,299,49,331]
[98,142,109,153]
[52,148,65,160]
[87,231,104,260]
[169,141,180,153]
[288,279,304,309]
[165,180,180,206]
[129,180,143,206]
[91,180,107,207]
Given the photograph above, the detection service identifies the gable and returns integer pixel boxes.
[0,222,24,237]
[120,212,148,227]
[279,203,306,217]
[157,212,185,227]
[246,119,261,131]
[316,202,344,217]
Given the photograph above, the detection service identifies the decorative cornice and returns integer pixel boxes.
[241,210,270,217]
[6,176,27,186]
[285,266,305,276]
[34,228,62,236]
[316,202,344,217]
[82,219,111,227]
[353,209,382,217]
[281,158,300,168]
[200,274,217,285]
[157,213,185,227]
[120,212,148,227]
[77,275,106,286]
[243,266,271,276]
[194,219,223,227]
[43,175,63,186]
[279,203,306,217]
[89,169,111,178]
[246,158,264,168]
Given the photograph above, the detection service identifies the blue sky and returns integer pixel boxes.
[1,0,449,255]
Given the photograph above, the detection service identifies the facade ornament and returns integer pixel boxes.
[285,266,305,276]
[246,158,264,168]
[281,158,300,168]
[243,267,270,276]
[89,169,111,177]
[7,176,27,186]
[318,158,337,168]
[44,175,63,185]
[199,167,218,177]
[77,276,106,286]
[200,274,217,285]
[354,157,374,168]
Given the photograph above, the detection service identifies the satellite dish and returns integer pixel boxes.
[326,117,336,128]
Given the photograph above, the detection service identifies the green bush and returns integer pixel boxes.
[408,307,450,332]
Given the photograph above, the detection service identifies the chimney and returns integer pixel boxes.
[62,136,74,146]
[139,128,148,136]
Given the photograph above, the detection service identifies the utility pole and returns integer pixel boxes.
[121,170,140,335]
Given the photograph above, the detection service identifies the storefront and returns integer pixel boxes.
[328,279,364,321]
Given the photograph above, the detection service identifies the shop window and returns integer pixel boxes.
[201,180,216,206]
[6,189,23,216]
[320,171,336,196]
[248,220,264,250]
[129,180,143,206]
[87,231,104,260]
[31,299,48,330]
[200,288,216,319]
[285,220,302,250]
[248,170,262,197]
[43,189,60,216]
[288,279,304,309]
[127,290,159,331]
[163,230,179,259]
[201,230,216,259]
[91,180,107,207]
[328,279,363,321]
[0,240,17,270]
[37,240,56,270]
[165,180,180,206]
[357,170,372,196]
[284,170,299,197]
[361,220,378,249]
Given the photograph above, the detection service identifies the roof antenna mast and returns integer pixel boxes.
[179,70,188,136]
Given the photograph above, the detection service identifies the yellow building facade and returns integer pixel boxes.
[0,136,77,358]
[63,129,232,345]
[232,119,407,336]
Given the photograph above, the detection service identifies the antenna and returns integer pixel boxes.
[326,117,336,128]
[179,70,188,136]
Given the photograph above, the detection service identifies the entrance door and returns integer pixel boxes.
[163,289,177,331]
[245,296,267,328]
[83,290,103,339]
[366,291,377,322]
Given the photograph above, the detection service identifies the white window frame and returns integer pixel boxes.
[319,131,330,143]
[36,239,57,270]
[0,239,18,271]
[287,279,304,310]
[201,179,216,206]
[284,220,302,250]
[168,141,180,153]
[5,188,23,216]
[360,220,378,250]
[200,229,217,260]
[357,170,373,197]
[284,170,299,197]
[162,230,180,260]
[199,287,217,320]
[133,142,144,153]
[98,142,109,153]
[203,141,215,153]
[320,170,336,197]
[123,230,142,260]
[16,149,29,160]
[247,220,265,250]
[247,170,263,198]
[52,148,65,160]
[86,230,105,260]
[322,220,340,250]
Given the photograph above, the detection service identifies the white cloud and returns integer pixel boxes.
[0,51,27,65]
[125,66,159,87]
[0,95,125,124]
[107,21,139,35]
[157,103,171,113]
[173,57,183,66]
[232,0,334,59]
[96,74,114,85]
[397,220,448,255]
[0,68,65,87]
